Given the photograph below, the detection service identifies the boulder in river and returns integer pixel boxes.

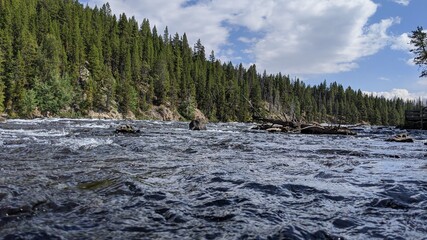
[0,114,7,123]
[266,127,283,133]
[115,124,140,134]
[189,120,207,130]
[385,133,414,143]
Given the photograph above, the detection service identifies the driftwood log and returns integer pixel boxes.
[252,117,356,136]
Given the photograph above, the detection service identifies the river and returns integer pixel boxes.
[0,119,426,239]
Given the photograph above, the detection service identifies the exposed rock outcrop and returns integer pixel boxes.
[115,124,140,134]
[385,133,414,143]
[193,109,208,123]
[189,120,207,130]
[143,105,183,121]
[88,110,123,120]
[79,63,90,86]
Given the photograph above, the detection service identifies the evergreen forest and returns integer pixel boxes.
[0,0,422,125]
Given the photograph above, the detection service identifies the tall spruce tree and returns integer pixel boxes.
[410,26,427,77]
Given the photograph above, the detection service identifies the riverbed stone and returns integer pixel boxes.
[267,127,283,133]
[115,124,140,134]
[189,120,207,130]
[386,133,414,143]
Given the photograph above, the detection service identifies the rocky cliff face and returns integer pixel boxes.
[87,110,124,120]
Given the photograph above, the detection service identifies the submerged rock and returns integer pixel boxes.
[386,133,414,143]
[115,124,140,134]
[189,120,207,130]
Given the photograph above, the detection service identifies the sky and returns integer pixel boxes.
[80,0,427,101]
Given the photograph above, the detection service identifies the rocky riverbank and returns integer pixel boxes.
[0,105,208,122]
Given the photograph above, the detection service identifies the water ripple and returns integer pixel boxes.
[0,119,426,239]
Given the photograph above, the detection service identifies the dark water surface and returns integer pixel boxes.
[0,119,426,239]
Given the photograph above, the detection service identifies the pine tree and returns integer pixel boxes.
[35,74,72,115]
[177,33,196,119]
[117,47,138,114]
[21,88,37,117]
[140,19,154,67]
[248,65,262,117]
[410,26,427,77]
[11,51,26,115]
[0,29,5,112]
[152,50,170,105]
[172,33,182,104]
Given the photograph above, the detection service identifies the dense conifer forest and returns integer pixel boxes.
[0,0,421,124]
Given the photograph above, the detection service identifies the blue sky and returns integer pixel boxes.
[80,0,427,100]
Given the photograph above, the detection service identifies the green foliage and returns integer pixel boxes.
[35,74,72,115]
[178,96,196,120]
[153,54,170,105]
[0,81,4,113]
[21,89,37,117]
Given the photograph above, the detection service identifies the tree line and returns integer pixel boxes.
[0,0,421,125]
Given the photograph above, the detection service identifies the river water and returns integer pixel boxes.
[0,119,426,239]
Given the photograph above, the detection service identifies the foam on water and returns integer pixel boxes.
[0,128,69,137]
[56,137,114,150]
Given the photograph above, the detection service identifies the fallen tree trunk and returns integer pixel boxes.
[301,126,356,135]
[252,117,356,136]
[252,116,298,128]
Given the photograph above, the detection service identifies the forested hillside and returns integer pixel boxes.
[0,0,420,124]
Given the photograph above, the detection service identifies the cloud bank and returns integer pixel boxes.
[390,33,411,51]
[84,0,401,75]
[364,88,426,101]
[390,0,410,6]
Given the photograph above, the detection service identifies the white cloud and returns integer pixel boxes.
[85,0,398,75]
[390,31,427,66]
[406,58,416,66]
[391,0,410,6]
[238,37,258,44]
[363,88,426,101]
[390,33,411,51]
[253,1,399,74]
[389,33,415,66]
